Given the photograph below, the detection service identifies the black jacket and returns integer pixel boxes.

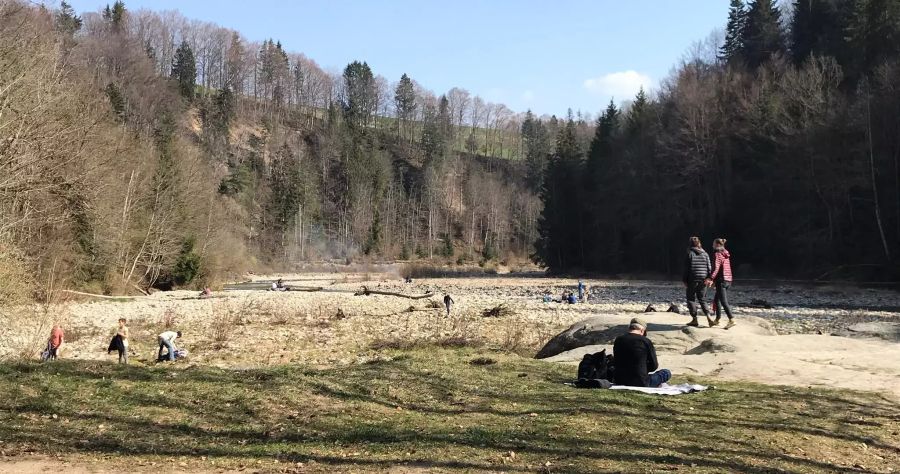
[683,247,711,283]
[107,334,125,354]
[613,333,659,387]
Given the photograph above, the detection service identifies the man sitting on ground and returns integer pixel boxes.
[158,330,182,362]
[612,318,671,388]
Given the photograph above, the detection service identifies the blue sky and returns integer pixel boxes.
[65,0,729,117]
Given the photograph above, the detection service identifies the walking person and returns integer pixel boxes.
[683,236,712,327]
[708,238,735,329]
[443,294,455,316]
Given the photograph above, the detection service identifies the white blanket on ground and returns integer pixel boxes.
[608,383,708,395]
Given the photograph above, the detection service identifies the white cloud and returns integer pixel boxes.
[521,90,535,102]
[583,70,653,101]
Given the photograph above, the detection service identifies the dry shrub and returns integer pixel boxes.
[499,320,529,355]
[0,244,32,307]
[481,304,516,318]
[371,309,484,351]
[469,357,496,366]
[210,300,245,348]
[494,315,565,357]
[160,307,179,329]
[271,310,291,325]
[63,325,92,344]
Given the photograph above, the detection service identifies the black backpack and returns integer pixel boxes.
[575,349,615,388]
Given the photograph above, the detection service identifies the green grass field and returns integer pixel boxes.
[1,348,897,473]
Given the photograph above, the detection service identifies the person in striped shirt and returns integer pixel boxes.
[707,238,735,329]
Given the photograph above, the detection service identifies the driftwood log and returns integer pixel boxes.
[354,286,434,300]
[62,290,141,300]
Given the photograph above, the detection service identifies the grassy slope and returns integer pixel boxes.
[0,348,898,473]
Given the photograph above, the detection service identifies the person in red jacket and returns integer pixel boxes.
[707,238,735,329]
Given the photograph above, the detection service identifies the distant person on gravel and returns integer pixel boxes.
[158,330,182,362]
[44,324,65,361]
[443,294,455,316]
[683,236,712,327]
[707,238,735,329]
[613,318,671,387]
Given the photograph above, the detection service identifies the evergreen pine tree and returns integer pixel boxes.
[741,0,786,68]
[626,88,648,132]
[534,119,583,270]
[171,41,197,101]
[342,61,376,129]
[394,73,416,139]
[102,1,126,33]
[719,0,747,63]
[56,1,82,37]
[791,0,846,64]
[421,103,444,163]
[582,101,621,269]
[846,0,900,77]
[105,83,126,121]
[522,110,552,193]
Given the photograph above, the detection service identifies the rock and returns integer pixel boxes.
[644,304,657,313]
[685,338,738,355]
[535,317,622,359]
[667,303,682,314]
[842,321,900,341]
[749,298,773,309]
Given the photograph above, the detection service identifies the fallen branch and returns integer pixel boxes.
[354,286,434,300]
[62,290,140,300]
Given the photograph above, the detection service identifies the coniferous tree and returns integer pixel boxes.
[741,0,786,68]
[394,73,416,139]
[56,1,82,37]
[341,61,376,130]
[791,0,846,64]
[102,1,126,33]
[105,83,125,121]
[583,101,620,269]
[421,103,444,163]
[521,110,552,193]
[534,119,583,270]
[171,41,197,101]
[719,0,747,63]
[846,0,900,77]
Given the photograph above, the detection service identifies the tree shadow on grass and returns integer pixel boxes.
[0,352,897,473]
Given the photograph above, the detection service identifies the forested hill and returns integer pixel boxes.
[534,0,900,282]
[0,0,552,301]
[2,1,899,304]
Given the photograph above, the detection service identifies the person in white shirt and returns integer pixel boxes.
[158,330,182,362]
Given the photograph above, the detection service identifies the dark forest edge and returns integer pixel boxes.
[533,0,900,283]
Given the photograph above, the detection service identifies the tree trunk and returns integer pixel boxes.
[867,94,891,259]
